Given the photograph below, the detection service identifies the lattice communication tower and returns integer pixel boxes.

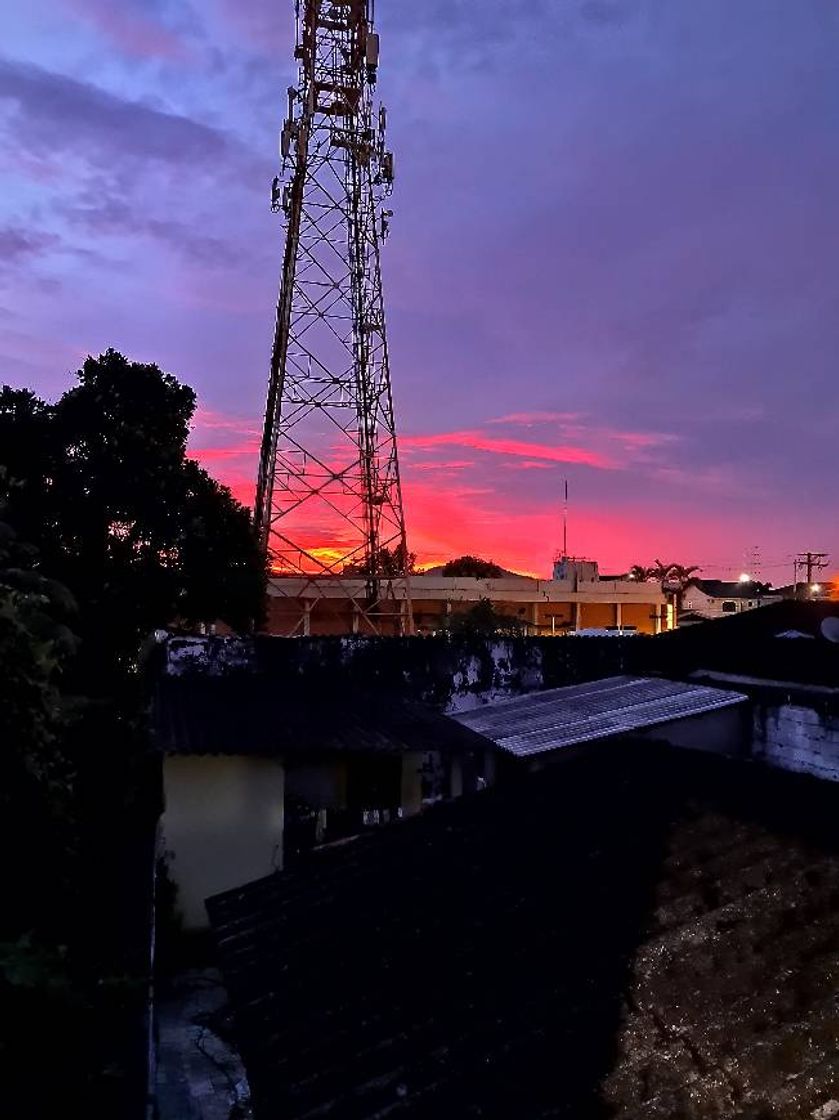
[255,0,413,634]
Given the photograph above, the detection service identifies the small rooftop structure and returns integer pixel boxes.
[451,675,747,759]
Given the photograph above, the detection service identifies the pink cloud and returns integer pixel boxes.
[62,0,189,59]
[488,411,583,426]
[189,444,259,461]
[410,459,476,472]
[402,430,615,469]
[191,408,260,436]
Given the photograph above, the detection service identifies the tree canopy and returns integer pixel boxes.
[442,555,504,578]
[628,561,702,587]
[445,597,525,638]
[343,542,416,579]
[0,351,267,1115]
[0,349,265,677]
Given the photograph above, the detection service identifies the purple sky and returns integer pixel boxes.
[1,0,838,580]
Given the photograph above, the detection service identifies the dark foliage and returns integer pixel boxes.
[0,349,265,682]
[444,596,525,637]
[343,542,416,579]
[441,554,504,578]
[0,351,266,1117]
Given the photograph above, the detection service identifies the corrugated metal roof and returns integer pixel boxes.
[451,675,747,757]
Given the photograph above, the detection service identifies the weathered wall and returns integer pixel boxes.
[161,756,285,929]
[691,673,839,782]
[162,634,667,713]
[753,703,839,782]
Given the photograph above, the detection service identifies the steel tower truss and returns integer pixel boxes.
[255,0,412,635]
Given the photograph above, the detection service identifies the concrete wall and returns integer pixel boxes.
[162,755,285,929]
[639,707,750,757]
[753,703,839,782]
[690,673,839,783]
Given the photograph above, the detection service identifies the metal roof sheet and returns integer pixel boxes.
[451,675,747,757]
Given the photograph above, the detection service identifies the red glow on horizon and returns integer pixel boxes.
[187,414,764,579]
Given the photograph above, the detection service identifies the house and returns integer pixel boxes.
[680,578,781,621]
[208,743,839,1119]
[151,639,494,929]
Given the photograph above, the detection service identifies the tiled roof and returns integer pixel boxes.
[450,675,746,757]
[152,677,489,757]
[209,745,839,1120]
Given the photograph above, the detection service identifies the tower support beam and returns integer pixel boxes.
[255,0,413,635]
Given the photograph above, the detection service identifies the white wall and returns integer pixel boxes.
[753,704,839,782]
[162,755,285,930]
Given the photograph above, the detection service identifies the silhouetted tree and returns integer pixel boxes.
[343,542,416,579]
[0,352,267,1116]
[445,597,525,638]
[442,555,504,578]
[0,350,265,680]
[0,521,78,936]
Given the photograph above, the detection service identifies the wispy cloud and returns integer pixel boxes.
[403,430,615,469]
[0,56,247,173]
[402,413,679,473]
[0,226,59,264]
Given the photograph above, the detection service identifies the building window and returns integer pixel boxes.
[722,601,736,613]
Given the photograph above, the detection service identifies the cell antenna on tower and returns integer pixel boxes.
[255,0,413,635]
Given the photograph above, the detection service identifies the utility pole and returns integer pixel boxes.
[255,0,412,635]
[795,551,829,594]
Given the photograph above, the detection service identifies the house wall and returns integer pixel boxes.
[681,589,781,620]
[285,759,349,809]
[689,673,839,783]
[162,755,285,930]
[639,707,750,756]
[753,703,839,782]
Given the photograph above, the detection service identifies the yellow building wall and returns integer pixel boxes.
[621,601,659,633]
[536,603,575,634]
[265,588,667,636]
[162,755,285,930]
[578,602,617,629]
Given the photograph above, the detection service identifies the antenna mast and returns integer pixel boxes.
[255,0,412,635]
[562,479,569,558]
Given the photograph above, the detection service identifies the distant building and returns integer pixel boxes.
[680,578,782,623]
[267,558,673,637]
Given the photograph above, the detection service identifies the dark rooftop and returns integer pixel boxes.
[152,677,489,758]
[209,744,839,1119]
[687,578,779,601]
